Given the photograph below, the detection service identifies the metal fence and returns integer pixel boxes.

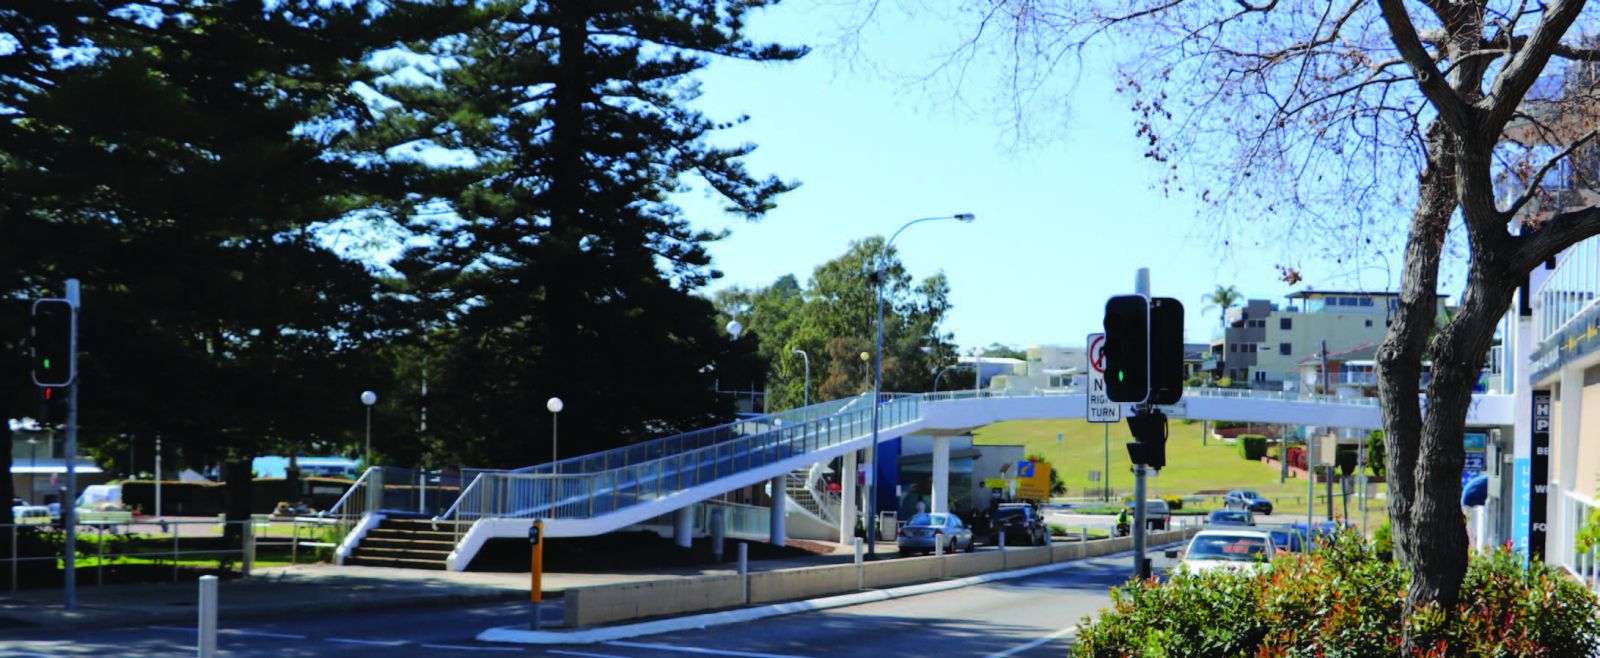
[440,395,923,526]
[0,517,345,591]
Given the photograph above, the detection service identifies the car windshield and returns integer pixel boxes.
[1145,501,1169,513]
[1186,535,1271,562]
[994,509,1026,520]
[1210,511,1249,523]
[909,514,948,527]
[1242,491,1263,499]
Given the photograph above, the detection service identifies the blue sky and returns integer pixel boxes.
[677,2,1440,348]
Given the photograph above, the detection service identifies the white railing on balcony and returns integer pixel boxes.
[1533,233,1600,348]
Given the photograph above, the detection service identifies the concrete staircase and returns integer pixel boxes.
[345,518,457,570]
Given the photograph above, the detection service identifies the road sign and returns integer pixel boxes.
[1086,333,1121,423]
[1017,461,1052,500]
[1088,470,1101,483]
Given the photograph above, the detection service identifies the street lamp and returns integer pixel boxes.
[791,349,811,407]
[547,397,564,471]
[866,212,975,558]
[360,390,377,467]
[931,363,968,393]
[726,319,742,341]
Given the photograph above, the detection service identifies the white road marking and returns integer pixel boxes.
[420,643,525,652]
[547,650,629,658]
[326,638,410,646]
[143,625,305,640]
[222,629,308,639]
[604,641,809,658]
[0,652,62,658]
[982,626,1079,658]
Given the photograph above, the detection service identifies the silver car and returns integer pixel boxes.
[896,513,975,556]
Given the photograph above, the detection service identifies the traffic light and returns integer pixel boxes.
[1126,409,1167,470]
[1102,295,1149,403]
[30,298,76,387]
[1149,297,1185,405]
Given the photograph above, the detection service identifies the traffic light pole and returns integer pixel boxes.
[63,278,79,611]
[1132,462,1148,579]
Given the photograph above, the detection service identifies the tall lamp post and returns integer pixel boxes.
[791,349,811,407]
[360,391,377,467]
[546,397,564,472]
[866,212,976,558]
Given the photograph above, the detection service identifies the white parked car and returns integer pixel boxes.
[1168,529,1279,575]
[11,505,51,526]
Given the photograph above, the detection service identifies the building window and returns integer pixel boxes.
[1360,297,1374,307]
[1255,370,1266,382]
[1280,318,1292,330]
[1280,343,1292,355]
[1365,319,1373,327]
[1230,344,1237,352]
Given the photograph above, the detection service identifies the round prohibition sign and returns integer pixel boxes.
[1089,334,1107,374]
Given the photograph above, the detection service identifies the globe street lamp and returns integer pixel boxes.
[790,349,811,407]
[361,391,377,467]
[547,397,564,472]
[867,213,975,558]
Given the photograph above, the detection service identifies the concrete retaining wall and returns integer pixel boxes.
[564,574,745,628]
[748,564,857,604]
[563,527,1201,628]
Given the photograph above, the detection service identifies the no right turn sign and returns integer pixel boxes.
[1087,333,1120,423]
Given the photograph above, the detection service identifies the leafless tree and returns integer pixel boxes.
[851,0,1600,650]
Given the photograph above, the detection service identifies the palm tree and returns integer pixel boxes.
[1201,285,1243,329]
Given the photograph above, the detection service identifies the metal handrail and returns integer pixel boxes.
[320,466,376,519]
[459,396,923,522]
[433,470,486,525]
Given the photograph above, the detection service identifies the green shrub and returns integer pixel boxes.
[1372,518,1394,561]
[1072,532,1600,657]
[1236,434,1267,461]
[1161,494,1183,511]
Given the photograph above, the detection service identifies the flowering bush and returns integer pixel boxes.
[1073,532,1600,657]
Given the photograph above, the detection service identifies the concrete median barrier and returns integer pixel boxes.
[748,564,857,605]
[564,574,745,628]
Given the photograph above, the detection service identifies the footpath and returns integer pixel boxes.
[0,540,897,635]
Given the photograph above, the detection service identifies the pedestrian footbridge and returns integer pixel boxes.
[330,388,1513,570]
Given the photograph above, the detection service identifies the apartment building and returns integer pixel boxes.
[1212,290,1448,390]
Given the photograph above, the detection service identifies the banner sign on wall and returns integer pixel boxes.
[1530,390,1552,560]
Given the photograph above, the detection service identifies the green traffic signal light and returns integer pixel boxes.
[42,358,51,370]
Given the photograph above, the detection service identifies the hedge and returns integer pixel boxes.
[1236,434,1268,461]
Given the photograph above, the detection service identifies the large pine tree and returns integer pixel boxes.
[378,0,805,465]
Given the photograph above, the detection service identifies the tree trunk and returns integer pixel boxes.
[1378,121,1457,571]
[222,458,253,547]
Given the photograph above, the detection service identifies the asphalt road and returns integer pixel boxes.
[0,546,1178,657]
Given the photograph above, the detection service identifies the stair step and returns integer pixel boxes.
[346,555,447,570]
[360,538,456,550]
[365,528,457,539]
[354,546,452,558]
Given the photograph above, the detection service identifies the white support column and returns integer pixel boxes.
[673,506,693,549]
[931,436,952,514]
[770,474,787,547]
[840,451,857,543]
[1556,365,1584,565]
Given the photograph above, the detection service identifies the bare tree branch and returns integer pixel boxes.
[1484,0,1588,135]
[1503,129,1600,218]
[1376,0,1473,132]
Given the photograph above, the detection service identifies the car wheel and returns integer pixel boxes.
[966,536,977,552]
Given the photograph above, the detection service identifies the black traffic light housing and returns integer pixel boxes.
[30,298,76,387]
[1149,297,1185,405]
[1102,295,1149,403]
[1126,409,1168,470]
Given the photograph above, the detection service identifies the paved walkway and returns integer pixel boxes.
[0,540,899,635]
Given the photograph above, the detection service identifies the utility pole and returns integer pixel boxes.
[63,280,81,610]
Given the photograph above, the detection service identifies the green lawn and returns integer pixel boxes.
[973,418,1385,505]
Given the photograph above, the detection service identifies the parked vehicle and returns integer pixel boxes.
[1223,490,1274,515]
[1127,499,1172,530]
[1265,526,1307,553]
[11,505,50,526]
[1206,510,1255,527]
[1166,529,1279,575]
[990,503,1047,546]
[896,513,975,556]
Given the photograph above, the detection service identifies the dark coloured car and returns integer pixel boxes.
[1224,490,1274,515]
[1206,510,1255,527]
[896,513,975,556]
[1126,499,1172,530]
[990,504,1047,546]
[1266,526,1307,553]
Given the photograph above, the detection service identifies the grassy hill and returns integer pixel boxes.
[972,418,1360,504]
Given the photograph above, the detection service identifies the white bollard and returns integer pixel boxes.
[738,543,749,604]
[198,575,218,658]
[854,538,864,590]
